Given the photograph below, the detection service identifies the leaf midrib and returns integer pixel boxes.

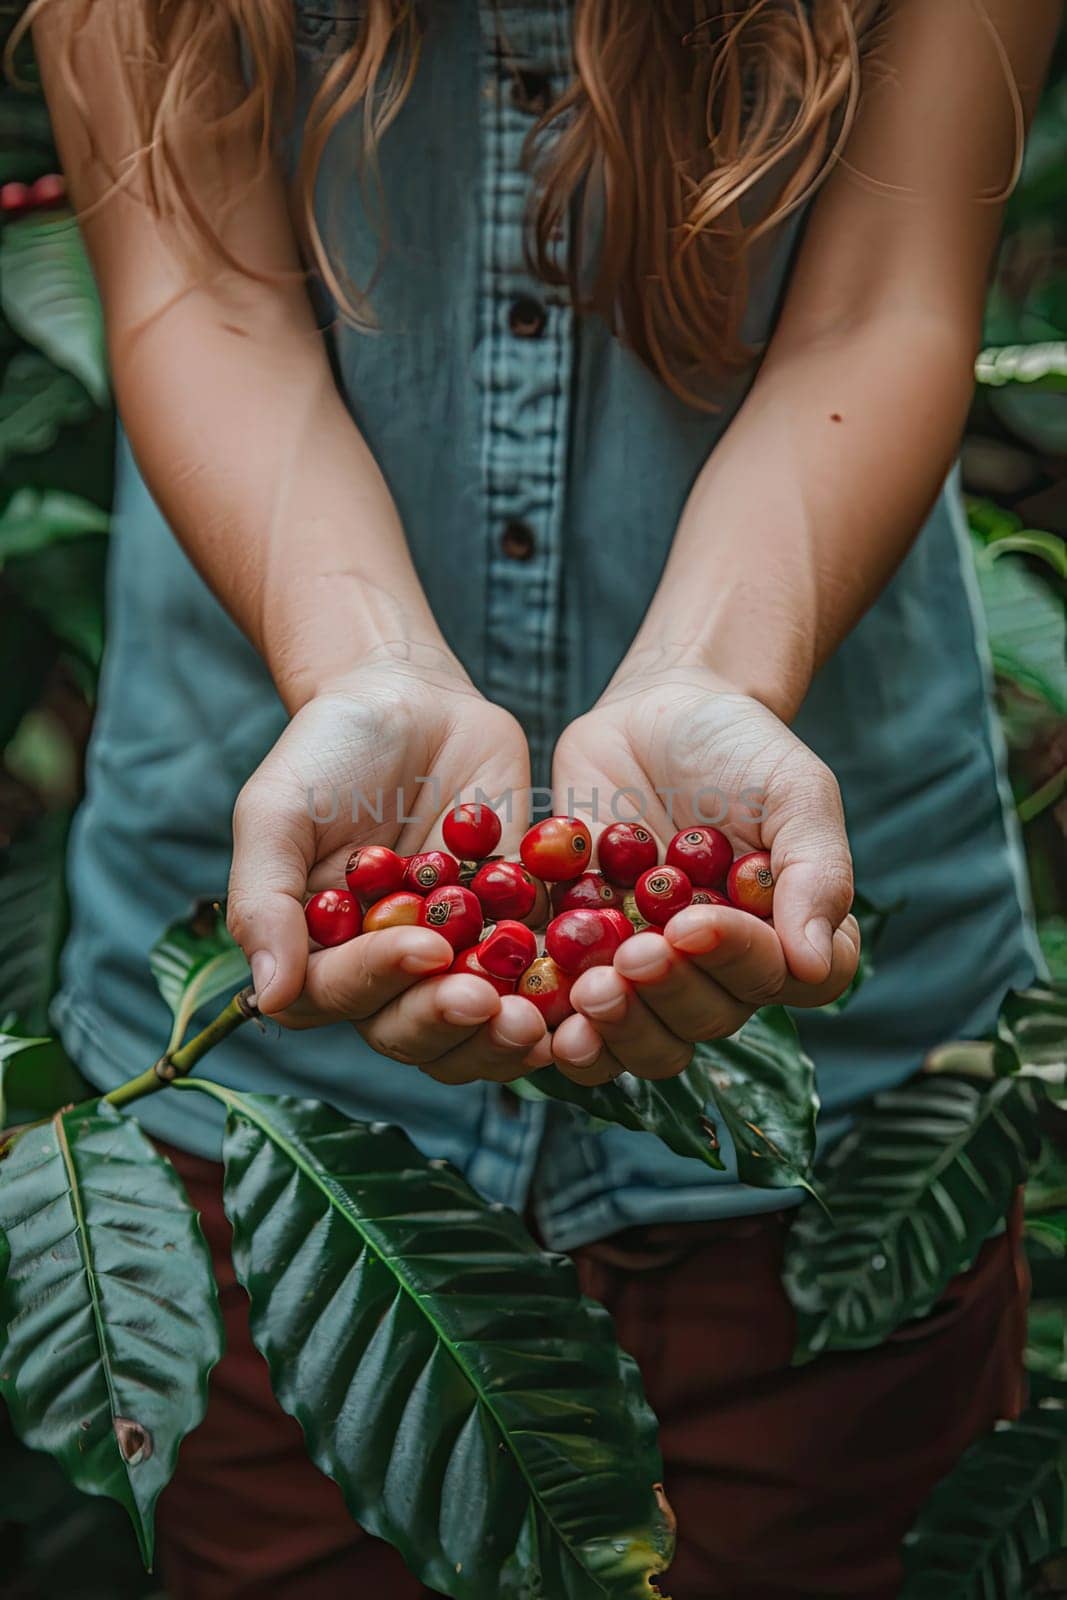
[180,1081,626,1597]
[53,1113,133,1508]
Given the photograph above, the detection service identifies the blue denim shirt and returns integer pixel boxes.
[53,0,1040,1249]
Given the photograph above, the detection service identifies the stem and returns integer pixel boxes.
[1018,766,1066,825]
[104,987,258,1111]
[0,988,257,1159]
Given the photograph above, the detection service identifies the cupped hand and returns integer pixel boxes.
[226,645,551,1082]
[549,666,859,1084]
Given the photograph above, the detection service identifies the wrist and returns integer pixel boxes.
[604,643,808,724]
[266,593,462,714]
[292,638,477,714]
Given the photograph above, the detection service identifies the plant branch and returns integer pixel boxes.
[1018,766,1066,824]
[104,987,258,1111]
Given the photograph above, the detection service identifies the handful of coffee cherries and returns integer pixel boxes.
[304,807,774,1032]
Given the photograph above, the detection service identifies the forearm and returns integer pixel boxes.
[33,3,451,716]
[621,0,1058,725]
[625,307,976,721]
[111,280,451,713]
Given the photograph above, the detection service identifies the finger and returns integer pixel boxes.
[564,966,694,1081]
[763,764,855,985]
[521,1034,555,1073]
[612,931,753,1041]
[665,909,860,1009]
[773,918,861,1009]
[227,780,316,1014]
[663,906,790,1007]
[550,1013,626,1087]
[420,996,548,1086]
[275,926,455,1028]
[357,972,503,1065]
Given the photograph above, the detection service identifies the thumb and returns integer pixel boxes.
[764,762,855,986]
[227,778,315,1014]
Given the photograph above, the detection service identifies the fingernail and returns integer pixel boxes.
[616,935,671,981]
[572,966,628,1022]
[560,1041,602,1069]
[492,1018,540,1050]
[250,951,276,1001]
[804,918,833,973]
[579,992,627,1024]
[442,1002,496,1026]
[401,949,450,975]
[668,909,723,955]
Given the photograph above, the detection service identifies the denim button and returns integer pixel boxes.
[501,521,536,561]
[511,68,552,115]
[509,296,547,338]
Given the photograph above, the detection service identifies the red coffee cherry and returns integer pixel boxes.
[545,908,628,976]
[665,827,732,888]
[520,816,592,883]
[363,891,424,931]
[471,859,538,921]
[450,945,516,996]
[305,888,362,947]
[727,851,775,919]
[523,876,552,930]
[551,871,625,914]
[0,181,31,216]
[442,802,503,862]
[596,822,658,887]
[417,884,484,951]
[29,173,66,209]
[600,908,636,944]
[403,850,461,896]
[634,866,693,927]
[691,888,732,907]
[518,955,575,1028]
[478,920,538,980]
[345,845,405,905]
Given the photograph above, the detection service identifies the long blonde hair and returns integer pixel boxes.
[13,0,882,406]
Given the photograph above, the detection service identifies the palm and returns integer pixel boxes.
[554,670,853,983]
[555,678,782,849]
[239,662,532,902]
[295,681,531,896]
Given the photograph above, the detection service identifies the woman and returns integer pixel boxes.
[27,1,1055,1595]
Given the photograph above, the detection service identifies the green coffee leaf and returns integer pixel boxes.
[0,1102,223,1567]
[179,1085,676,1599]
[0,1031,86,1128]
[150,900,249,1051]
[696,1008,818,1192]
[1,213,108,405]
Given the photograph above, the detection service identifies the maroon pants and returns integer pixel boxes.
[157,1142,1027,1600]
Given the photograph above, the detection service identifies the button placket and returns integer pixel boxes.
[474,1,573,781]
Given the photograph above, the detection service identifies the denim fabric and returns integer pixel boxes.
[53,0,1041,1248]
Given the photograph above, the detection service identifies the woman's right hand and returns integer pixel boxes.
[226,646,551,1083]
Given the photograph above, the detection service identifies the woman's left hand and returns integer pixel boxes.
[549,667,861,1084]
